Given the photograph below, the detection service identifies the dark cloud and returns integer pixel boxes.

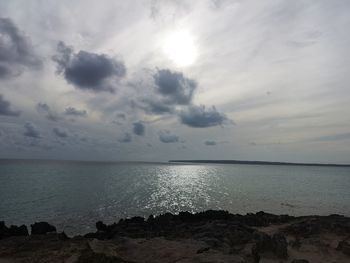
[0,17,41,78]
[64,107,87,117]
[36,103,60,121]
[118,132,132,143]
[204,140,217,146]
[52,127,68,138]
[0,95,20,116]
[23,122,41,139]
[143,99,174,115]
[158,130,179,143]
[52,41,73,73]
[133,121,145,136]
[153,69,196,105]
[179,105,230,128]
[53,41,126,92]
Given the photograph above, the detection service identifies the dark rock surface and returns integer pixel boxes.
[31,222,57,235]
[0,221,28,239]
[291,260,309,263]
[1,210,350,262]
[337,238,350,256]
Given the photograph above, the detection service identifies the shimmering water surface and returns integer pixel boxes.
[0,160,349,235]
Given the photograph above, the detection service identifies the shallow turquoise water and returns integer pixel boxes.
[0,160,349,234]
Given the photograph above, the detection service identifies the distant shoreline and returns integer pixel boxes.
[169,159,350,167]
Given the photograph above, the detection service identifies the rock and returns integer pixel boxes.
[77,246,132,263]
[9,225,28,236]
[196,247,210,254]
[337,239,350,256]
[147,215,154,223]
[0,222,28,238]
[284,219,320,237]
[291,260,309,263]
[31,222,56,235]
[290,237,301,248]
[96,221,108,232]
[252,232,288,259]
[0,221,10,239]
[253,231,273,252]
[272,233,288,259]
[58,231,69,240]
[125,216,144,224]
[251,243,261,263]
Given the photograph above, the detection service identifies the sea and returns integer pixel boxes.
[1,159,349,235]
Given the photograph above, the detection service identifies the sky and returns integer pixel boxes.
[0,0,349,163]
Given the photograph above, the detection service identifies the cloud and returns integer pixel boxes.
[133,121,145,136]
[0,17,41,78]
[179,105,230,128]
[53,41,126,92]
[204,140,217,146]
[23,122,41,138]
[153,69,196,105]
[52,127,68,138]
[118,132,132,143]
[0,95,20,116]
[64,107,87,117]
[116,113,126,120]
[158,130,179,143]
[36,103,60,121]
[142,99,174,115]
[315,133,350,142]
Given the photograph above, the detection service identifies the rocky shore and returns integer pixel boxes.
[1,210,350,262]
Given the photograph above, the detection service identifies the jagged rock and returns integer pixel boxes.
[251,243,261,263]
[253,231,273,252]
[0,221,9,239]
[147,215,154,223]
[251,231,288,259]
[291,260,309,263]
[196,247,210,254]
[272,233,288,259]
[31,222,56,235]
[337,238,350,255]
[77,246,133,263]
[124,216,144,224]
[96,221,108,232]
[9,225,28,236]
[284,219,321,237]
[0,222,28,238]
[290,236,301,248]
[58,231,69,240]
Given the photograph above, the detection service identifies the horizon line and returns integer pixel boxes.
[0,158,349,167]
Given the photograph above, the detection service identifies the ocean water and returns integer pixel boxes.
[0,159,349,235]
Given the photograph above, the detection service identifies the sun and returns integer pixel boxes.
[162,30,198,67]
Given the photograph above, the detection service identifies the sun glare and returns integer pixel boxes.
[162,30,198,67]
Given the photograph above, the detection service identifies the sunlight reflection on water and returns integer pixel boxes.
[147,165,211,212]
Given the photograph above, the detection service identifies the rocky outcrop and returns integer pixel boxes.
[291,260,309,263]
[31,222,57,235]
[1,211,350,262]
[283,214,350,238]
[251,232,288,260]
[0,221,28,239]
[337,238,350,256]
